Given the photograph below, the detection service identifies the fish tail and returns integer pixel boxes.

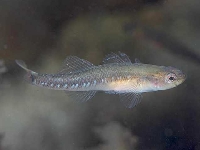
[16,60,38,84]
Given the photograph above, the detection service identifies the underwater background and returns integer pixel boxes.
[0,0,200,149]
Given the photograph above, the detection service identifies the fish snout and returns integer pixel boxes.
[177,71,186,82]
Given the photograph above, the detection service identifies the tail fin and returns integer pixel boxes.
[15,60,30,71]
[16,60,38,84]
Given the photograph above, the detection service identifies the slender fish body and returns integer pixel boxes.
[16,52,186,108]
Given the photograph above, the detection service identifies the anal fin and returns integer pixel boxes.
[119,92,142,108]
[65,91,96,102]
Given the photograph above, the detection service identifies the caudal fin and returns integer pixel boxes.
[15,60,29,71]
[16,60,38,84]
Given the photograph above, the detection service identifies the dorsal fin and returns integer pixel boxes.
[102,52,132,64]
[118,51,132,63]
[59,56,94,74]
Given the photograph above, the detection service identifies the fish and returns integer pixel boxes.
[16,52,186,108]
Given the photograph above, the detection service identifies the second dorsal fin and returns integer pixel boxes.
[102,52,132,64]
[59,56,94,74]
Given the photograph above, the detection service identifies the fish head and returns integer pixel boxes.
[153,66,186,91]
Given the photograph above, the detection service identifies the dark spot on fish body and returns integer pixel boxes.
[35,78,40,85]
[26,74,34,84]
[24,71,35,84]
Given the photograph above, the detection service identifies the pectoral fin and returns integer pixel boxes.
[119,92,142,108]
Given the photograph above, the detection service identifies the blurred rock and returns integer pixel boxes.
[93,122,138,150]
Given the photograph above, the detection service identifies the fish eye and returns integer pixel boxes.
[169,76,174,81]
[165,73,177,83]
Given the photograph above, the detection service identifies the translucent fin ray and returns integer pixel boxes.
[15,60,29,71]
[65,91,96,102]
[119,92,142,108]
[118,51,132,63]
[59,56,94,74]
[102,52,132,64]
[15,60,38,75]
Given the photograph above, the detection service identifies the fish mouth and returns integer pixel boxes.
[177,70,186,80]
[176,73,186,86]
[180,73,186,82]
